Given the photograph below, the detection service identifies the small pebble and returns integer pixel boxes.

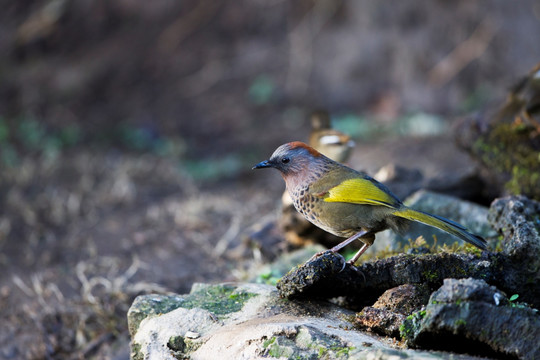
[185,331,200,339]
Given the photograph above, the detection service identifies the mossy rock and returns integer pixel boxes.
[473,122,540,200]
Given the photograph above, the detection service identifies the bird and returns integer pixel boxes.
[308,110,355,164]
[279,110,356,249]
[253,141,487,265]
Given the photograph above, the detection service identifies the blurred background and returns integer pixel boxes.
[1,1,540,359]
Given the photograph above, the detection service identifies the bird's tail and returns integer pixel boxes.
[393,208,487,250]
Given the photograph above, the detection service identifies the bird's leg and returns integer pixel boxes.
[307,229,368,262]
[329,229,368,253]
[347,243,370,265]
[347,233,375,265]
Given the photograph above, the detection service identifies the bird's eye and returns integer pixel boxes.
[281,157,290,164]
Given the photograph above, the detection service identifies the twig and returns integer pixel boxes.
[429,17,498,87]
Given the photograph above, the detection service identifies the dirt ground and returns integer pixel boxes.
[1,1,539,359]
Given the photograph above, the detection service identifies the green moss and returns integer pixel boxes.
[334,346,355,357]
[399,322,411,338]
[472,122,540,200]
[422,269,439,283]
[462,243,484,256]
[455,318,467,327]
[263,336,276,349]
[264,337,294,358]
[399,309,426,340]
[128,294,186,336]
[182,284,256,317]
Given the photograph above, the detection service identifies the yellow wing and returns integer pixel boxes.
[323,178,400,208]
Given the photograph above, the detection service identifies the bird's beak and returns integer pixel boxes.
[252,160,272,169]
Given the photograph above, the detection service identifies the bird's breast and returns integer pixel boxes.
[289,184,393,238]
[290,186,319,221]
[290,185,354,237]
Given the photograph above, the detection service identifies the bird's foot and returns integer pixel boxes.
[346,262,366,281]
[307,250,326,263]
[307,249,346,268]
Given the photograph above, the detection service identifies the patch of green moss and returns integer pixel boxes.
[263,336,277,349]
[182,284,256,317]
[422,269,440,283]
[263,336,295,358]
[333,346,355,357]
[399,310,426,340]
[473,122,540,200]
[318,346,328,357]
[455,318,467,327]
[399,322,412,339]
[128,295,186,336]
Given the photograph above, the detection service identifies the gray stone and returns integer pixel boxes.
[355,306,406,338]
[402,278,540,360]
[488,195,540,270]
[487,195,540,307]
[276,250,497,306]
[128,282,483,360]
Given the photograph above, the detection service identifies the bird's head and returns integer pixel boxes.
[253,142,330,187]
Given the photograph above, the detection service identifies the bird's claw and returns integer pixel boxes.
[346,262,366,282]
[307,250,326,263]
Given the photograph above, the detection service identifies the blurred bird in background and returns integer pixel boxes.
[308,110,355,164]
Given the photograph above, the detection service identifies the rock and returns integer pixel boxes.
[372,284,431,315]
[128,294,189,339]
[275,250,347,300]
[354,307,406,338]
[487,195,540,308]
[401,278,540,360]
[128,282,476,360]
[366,190,496,255]
[128,194,540,359]
[355,284,430,337]
[250,244,327,285]
[454,62,540,201]
[488,195,540,270]
[276,250,496,307]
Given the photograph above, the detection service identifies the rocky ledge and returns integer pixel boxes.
[128,195,540,359]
